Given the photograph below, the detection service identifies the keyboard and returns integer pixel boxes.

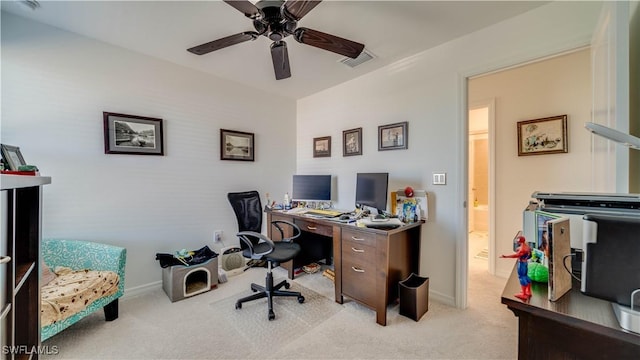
[287,207,309,214]
[306,209,344,217]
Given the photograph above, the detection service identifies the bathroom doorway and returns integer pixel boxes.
[468,100,495,274]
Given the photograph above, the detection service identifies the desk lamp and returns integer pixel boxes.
[584,122,640,150]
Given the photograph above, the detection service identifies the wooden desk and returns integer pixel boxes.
[501,266,640,359]
[267,210,423,326]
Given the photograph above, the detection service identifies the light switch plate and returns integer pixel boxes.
[432,172,446,185]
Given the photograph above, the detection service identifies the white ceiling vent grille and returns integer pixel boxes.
[339,49,375,68]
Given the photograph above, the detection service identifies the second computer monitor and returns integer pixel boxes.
[355,172,389,214]
[292,175,332,202]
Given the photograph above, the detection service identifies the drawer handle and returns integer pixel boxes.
[351,266,365,273]
[351,247,364,253]
[351,236,365,241]
[307,226,317,230]
[0,256,10,265]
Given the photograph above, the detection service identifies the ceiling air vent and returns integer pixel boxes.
[339,49,375,68]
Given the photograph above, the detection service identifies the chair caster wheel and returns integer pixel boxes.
[284,282,290,289]
[268,311,275,321]
[235,302,242,310]
[298,295,305,303]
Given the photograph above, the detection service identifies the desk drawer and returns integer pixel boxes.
[342,252,376,305]
[295,218,333,237]
[342,228,377,248]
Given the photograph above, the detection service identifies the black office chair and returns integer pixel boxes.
[227,191,305,320]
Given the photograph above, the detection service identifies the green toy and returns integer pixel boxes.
[528,262,549,283]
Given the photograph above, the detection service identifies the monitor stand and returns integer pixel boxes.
[612,289,640,334]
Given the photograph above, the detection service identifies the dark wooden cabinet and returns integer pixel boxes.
[502,266,640,359]
[1,175,51,360]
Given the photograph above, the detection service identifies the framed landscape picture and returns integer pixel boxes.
[220,129,254,161]
[517,115,568,156]
[103,112,164,155]
[313,136,331,158]
[343,127,362,156]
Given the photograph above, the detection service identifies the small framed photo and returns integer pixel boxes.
[343,127,362,156]
[378,121,408,151]
[517,115,568,156]
[221,129,255,161]
[313,136,331,158]
[1,144,27,170]
[103,112,164,155]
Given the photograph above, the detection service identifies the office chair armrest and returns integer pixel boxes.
[237,231,275,258]
[271,220,301,242]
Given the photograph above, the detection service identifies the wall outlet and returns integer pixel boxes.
[214,230,222,242]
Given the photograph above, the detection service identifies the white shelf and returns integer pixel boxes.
[0,174,51,190]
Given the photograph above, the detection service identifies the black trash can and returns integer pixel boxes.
[398,273,429,321]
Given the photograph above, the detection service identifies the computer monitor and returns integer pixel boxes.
[355,172,389,214]
[292,175,331,202]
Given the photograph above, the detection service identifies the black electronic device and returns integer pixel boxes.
[339,214,351,221]
[292,175,331,202]
[581,214,640,307]
[365,222,400,230]
[581,214,640,334]
[355,172,389,215]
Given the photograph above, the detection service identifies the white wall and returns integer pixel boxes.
[297,1,602,305]
[1,13,297,291]
[469,49,592,277]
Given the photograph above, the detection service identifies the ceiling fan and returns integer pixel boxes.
[187,0,365,80]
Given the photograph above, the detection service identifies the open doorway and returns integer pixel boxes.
[467,100,495,275]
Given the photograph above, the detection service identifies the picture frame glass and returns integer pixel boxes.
[313,136,331,158]
[0,144,27,170]
[343,128,362,156]
[103,112,164,155]
[221,129,254,161]
[517,115,567,156]
[378,122,408,151]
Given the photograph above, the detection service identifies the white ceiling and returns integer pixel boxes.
[1,1,548,99]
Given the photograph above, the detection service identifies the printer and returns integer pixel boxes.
[525,191,640,249]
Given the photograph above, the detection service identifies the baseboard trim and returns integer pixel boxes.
[122,280,161,300]
[429,289,455,307]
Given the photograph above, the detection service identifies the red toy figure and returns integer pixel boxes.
[501,235,532,300]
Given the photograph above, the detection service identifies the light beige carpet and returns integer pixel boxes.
[42,265,518,359]
[210,282,343,353]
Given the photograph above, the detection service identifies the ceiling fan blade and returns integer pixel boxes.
[223,0,262,19]
[294,28,364,59]
[187,32,258,55]
[282,0,322,21]
[270,41,291,80]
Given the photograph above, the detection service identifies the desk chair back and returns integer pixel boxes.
[227,190,263,250]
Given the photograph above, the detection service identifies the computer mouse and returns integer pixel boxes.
[339,214,351,220]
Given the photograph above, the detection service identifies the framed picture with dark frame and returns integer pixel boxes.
[0,144,27,170]
[313,136,331,158]
[517,115,568,156]
[378,121,408,151]
[220,129,255,161]
[343,127,362,156]
[103,112,164,155]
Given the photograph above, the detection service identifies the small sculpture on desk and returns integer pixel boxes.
[501,235,532,300]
